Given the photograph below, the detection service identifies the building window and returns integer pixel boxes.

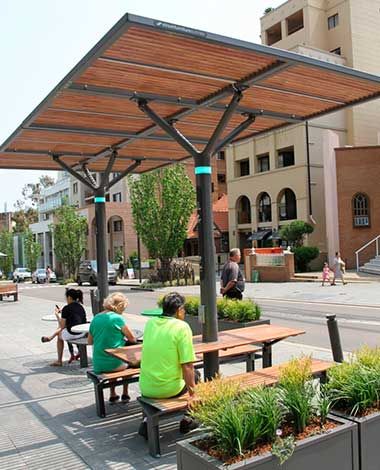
[286,10,304,36]
[238,159,250,177]
[278,188,297,221]
[217,173,226,184]
[352,193,370,227]
[217,151,225,160]
[236,196,251,224]
[266,22,282,45]
[328,13,339,30]
[113,220,122,232]
[73,182,78,194]
[257,154,270,173]
[258,192,272,223]
[330,47,341,56]
[277,147,295,168]
[112,192,122,202]
[211,182,215,193]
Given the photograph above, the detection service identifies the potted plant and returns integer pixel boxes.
[158,296,269,335]
[327,346,380,470]
[177,358,359,469]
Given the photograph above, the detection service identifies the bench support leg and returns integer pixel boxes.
[246,352,256,372]
[143,406,161,458]
[262,343,272,368]
[78,344,88,368]
[95,383,106,418]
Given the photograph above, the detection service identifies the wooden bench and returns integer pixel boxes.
[68,337,89,368]
[138,358,333,457]
[87,368,141,417]
[0,284,18,302]
[88,344,261,418]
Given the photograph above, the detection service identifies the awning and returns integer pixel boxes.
[1,13,380,172]
[267,230,281,241]
[247,230,272,241]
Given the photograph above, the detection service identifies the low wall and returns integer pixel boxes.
[245,252,295,282]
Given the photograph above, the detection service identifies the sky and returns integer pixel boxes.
[0,0,285,211]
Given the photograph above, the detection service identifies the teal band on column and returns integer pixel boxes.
[94,197,106,203]
[195,166,212,175]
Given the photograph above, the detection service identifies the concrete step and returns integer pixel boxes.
[359,266,380,275]
[364,259,380,267]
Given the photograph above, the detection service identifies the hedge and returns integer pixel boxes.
[157,295,261,322]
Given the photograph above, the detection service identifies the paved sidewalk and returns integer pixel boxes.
[0,293,336,469]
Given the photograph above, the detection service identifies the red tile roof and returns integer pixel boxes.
[187,194,228,238]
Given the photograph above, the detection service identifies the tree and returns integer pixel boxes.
[0,230,13,277]
[24,229,41,272]
[12,200,38,233]
[128,164,196,279]
[21,174,55,208]
[279,221,314,247]
[50,204,88,279]
[294,246,320,272]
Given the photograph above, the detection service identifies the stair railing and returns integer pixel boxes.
[355,235,380,272]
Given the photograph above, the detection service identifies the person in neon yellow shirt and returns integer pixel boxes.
[139,292,197,437]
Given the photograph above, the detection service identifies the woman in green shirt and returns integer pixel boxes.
[88,292,136,403]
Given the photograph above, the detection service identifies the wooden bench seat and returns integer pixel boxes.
[138,359,333,457]
[0,284,18,301]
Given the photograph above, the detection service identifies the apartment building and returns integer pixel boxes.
[227,0,380,262]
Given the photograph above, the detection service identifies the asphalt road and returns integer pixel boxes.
[17,282,380,352]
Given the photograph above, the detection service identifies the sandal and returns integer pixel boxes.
[121,394,130,402]
[109,395,120,404]
[68,355,76,364]
[41,336,51,343]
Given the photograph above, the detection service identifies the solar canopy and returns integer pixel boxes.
[1,13,380,173]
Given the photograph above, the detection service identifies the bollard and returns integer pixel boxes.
[90,289,100,315]
[326,314,344,363]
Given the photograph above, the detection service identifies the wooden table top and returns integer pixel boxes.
[106,324,305,365]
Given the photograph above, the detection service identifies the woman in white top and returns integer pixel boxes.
[331,251,347,285]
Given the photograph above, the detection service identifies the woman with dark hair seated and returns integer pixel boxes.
[41,288,87,366]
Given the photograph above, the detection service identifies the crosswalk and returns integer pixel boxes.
[17,283,62,291]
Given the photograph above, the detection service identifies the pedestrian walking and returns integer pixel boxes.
[331,252,347,285]
[118,261,125,280]
[220,248,245,300]
[46,265,52,284]
[321,262,332,286]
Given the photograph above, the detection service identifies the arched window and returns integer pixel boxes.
[236,196,251,224]
[278,188,297,221]
[258,192,272,223]
[352,193,370,227]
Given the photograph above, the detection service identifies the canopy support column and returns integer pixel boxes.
[136,89,251,379]
[53,153,140,310]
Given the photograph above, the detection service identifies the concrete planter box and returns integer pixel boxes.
[177,416,359,470]
[331,409,380,470]
[185,315,270,336]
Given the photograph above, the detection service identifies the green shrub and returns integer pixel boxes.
[293,246,319,272]
[157,295,260,321]
[326,346,380,416]
[279,357,315,433]
[191,380,284,458]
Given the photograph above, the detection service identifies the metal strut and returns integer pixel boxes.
[136,86,255,380]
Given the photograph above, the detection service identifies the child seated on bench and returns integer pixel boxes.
[88,292,136,403]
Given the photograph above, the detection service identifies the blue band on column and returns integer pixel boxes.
[94,197,106,203]
[195,166,212,175]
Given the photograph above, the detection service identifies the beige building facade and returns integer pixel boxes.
[228,0,380,262]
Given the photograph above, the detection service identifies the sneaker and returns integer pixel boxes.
[138,421,148,440]
[179,416,199,434]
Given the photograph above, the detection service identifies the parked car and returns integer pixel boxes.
[32,268,57,284]
[77,260,117,286]
[12,267,32,282]
[0,269,3,279]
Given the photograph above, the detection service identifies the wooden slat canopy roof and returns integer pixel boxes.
[1,13,380,173]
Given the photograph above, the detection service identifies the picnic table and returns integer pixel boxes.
[71,323,144,340]
[106,324,305,369]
